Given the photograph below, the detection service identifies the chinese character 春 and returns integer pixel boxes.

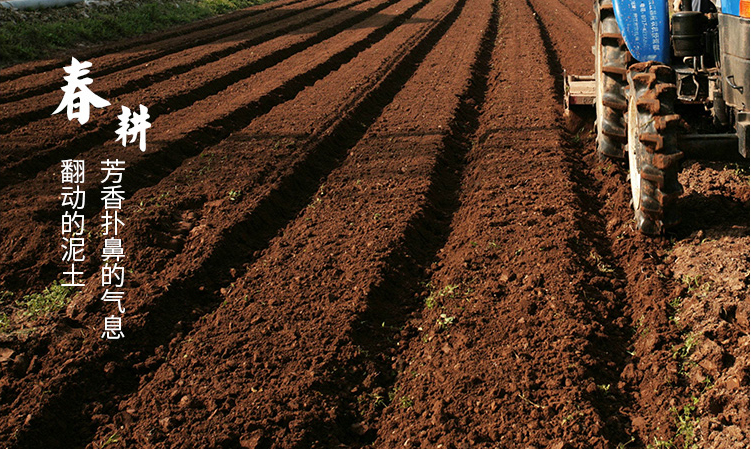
[116,105,151,152]
[52,58,111,125]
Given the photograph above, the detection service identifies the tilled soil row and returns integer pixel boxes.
[0,0,468,445]
[84,0,494,446]
[0,0,308,83]
[556,0,594,24]
[0,0,429,291]
[526,0,747,445]
[0,0,331,102]
[525,0,592,81]
[363,0,633,445]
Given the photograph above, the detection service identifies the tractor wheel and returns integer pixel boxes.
[625,62,684,235]
[594,0,630,159]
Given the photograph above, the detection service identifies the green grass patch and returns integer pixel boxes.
[16,281,76,320]
[0,0,273,64]
[0,312,10,333]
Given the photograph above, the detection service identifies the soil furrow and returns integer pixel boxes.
[524,0,696,440]
[364,0,630,445]
[0,0,308,83]
[0,0,427,294]
[526,0,592,76]
[0,0,461,444]
[83,0,491,446]
[0,0,339,104]
[0,0,383,186]
[0,0,355,130]
[556,0,594,25]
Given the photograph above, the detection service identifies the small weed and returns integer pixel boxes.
[0,313,9,333]
[399,396,414,409]
[571,128,583,144]
[514,248,523,256]
[16,281,75,320]
[589,249,614,273]
[616,437,636,449]
[388,387,399,403]
[436,314,455,329]
[597,383,611,393]
[681,275,702,291]
[674,333,698,360]
[425,284,458,309]
[0,291,13,304]
[373,213,382,221]
[672,397,699,449]
[647,437,674,449]
[102,432,120,447]
[668,297,683,326]
[370,391,386,408]
[228,190,242,202]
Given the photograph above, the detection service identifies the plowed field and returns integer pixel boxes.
[0,0,748,447]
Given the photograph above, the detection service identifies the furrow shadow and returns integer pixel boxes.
[307,0,499,445]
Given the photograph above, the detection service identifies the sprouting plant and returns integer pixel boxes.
[399,396,414,409]
[0,291,13,304]
[370,391,386,408]
[102,432,120,447]
[616,436,636,448]
[681,275,702,291]
[0,313,9,333]
[436,314,455,329]
[425,285,459,309]
[674,333,698,360]
[228,190,241,201]
[647,437,674,449]
[672,397,699,449]
[16,281,75,320]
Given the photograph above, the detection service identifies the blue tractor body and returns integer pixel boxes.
[613,0,671,63]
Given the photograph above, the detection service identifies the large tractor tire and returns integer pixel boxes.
[626,62,684,235]
[594,0,630,159]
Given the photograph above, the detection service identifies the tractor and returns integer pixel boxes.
[565,0,750,235]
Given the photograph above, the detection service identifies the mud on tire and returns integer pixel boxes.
[593,0,630,159]
[626,62,685,235]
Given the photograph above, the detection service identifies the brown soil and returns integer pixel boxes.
[0,0,747,447]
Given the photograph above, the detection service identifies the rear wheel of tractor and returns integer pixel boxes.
[594,0,630,159]
[626,62,685,235]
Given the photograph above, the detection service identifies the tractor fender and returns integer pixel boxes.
[612,0,671,63]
